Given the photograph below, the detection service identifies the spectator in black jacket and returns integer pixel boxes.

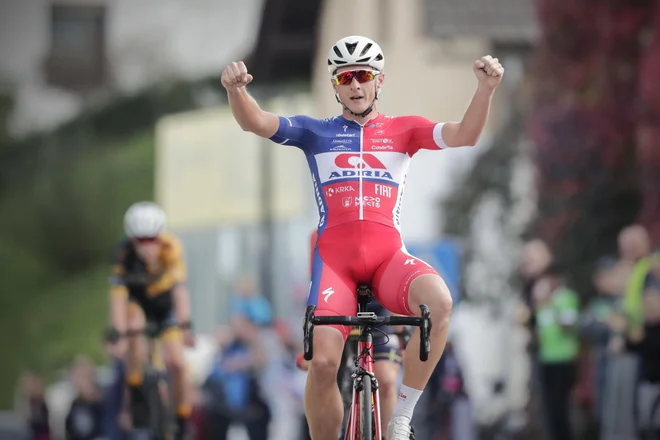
[20,372,51,440]
[65,357,105,440]
[628,277,660,439]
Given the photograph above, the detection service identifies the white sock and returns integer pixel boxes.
[391,385,423,420]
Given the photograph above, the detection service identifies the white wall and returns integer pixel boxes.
[0,0,263,134]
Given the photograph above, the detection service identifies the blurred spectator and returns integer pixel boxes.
[533,264,580,440]
[64,357,105,440]
[580,256,622,422]
[425,341,475,440]
[627,279,660,439]
[620,225,655,332]
[101,330,128,440]
[229,275,273,326]
[519,239,554,333]
[19,372,52,440]
[599,228,651,440]
[201,315,271,440]
[517,238,553,439]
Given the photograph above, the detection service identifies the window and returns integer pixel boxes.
[44,4,107,90]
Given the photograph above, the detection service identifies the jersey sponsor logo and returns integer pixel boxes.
[342,197,352,207]
[355,196,381,208]
[335,133,357,137]
[328,153,394,181]
[332,138,352,144]
[312,173,326,226]
[404,258,416,265]
[374,184,392,198]
[335,153,385,169]
[326,185,354,197]
[331,145,352,151]
[393,175,407,226]
[371,145,394,150]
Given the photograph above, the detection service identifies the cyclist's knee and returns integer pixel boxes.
[308,328,344,383]
[409,274,453,325]
[165,353,186,376]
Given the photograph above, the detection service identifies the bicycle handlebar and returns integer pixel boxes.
[106,321,191,342]
[302,305,432,362]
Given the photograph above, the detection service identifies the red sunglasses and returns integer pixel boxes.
[333,70,378,85]
[134,236,160,244]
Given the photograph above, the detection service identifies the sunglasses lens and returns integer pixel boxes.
[335,72,354,85]
[136,237,158,244]
[334,70,376,85]
[355,71,375,83]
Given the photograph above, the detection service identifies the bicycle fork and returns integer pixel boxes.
[344,334,382,440]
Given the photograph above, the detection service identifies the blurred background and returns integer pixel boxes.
[1,0,659,439]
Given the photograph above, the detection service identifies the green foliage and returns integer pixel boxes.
[0,132,154,408]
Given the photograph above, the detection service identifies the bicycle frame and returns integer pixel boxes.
[344,322,382,440]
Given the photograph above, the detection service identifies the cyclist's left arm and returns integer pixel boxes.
[165,236,191,326]
[441,85,496,147]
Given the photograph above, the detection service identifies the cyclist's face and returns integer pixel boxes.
[332,65,384,114]
[133,237,161,262]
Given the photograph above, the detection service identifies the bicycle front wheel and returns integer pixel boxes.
[360,376,373,440]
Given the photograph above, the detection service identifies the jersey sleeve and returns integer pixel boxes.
[406,116,448,155]
[269,115,318,150]
[162,234,187,284]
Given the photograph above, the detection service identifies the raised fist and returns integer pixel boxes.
[221,61,253,90]
[473,55,504,90]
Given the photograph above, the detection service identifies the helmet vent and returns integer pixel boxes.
[345,42,358,55]
[359,43,372,57]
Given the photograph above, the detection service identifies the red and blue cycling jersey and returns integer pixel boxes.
[270,113,448,233]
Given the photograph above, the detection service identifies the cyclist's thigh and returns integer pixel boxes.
[152,297,182,344]
[126,300,147,364]
[159,313,185,368]
[372,248,439,316]
[309,251,357,340]
[127,299,147,341]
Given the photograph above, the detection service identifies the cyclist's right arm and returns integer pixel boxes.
[227,87,280,138]
[222,61,279,138]
[109,248,128,334]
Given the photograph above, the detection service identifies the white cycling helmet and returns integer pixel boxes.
[124,201,166,238]
[327,35,385,75]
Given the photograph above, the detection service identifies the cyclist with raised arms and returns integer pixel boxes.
[108,202,195,440]
[221,36,503,440]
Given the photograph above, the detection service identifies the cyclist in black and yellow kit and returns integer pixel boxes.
[108,202,194,440]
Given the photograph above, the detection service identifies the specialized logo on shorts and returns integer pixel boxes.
[322,287,335,302]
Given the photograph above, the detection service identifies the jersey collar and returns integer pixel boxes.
[337,113,385,127]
